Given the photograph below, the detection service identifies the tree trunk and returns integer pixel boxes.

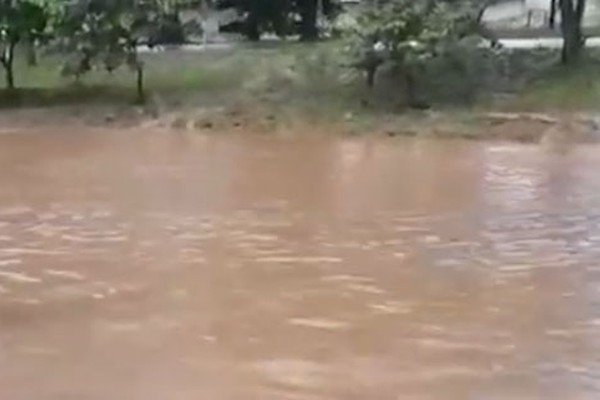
[397,63,429,109]
[271,1,289,38]
[26,38,37,66]
[549,0,557,28]
[3,42,16,90]
[317,0,323,26]
[560,0,586,65]
[476,1,501,48]
[405,71,417,106]
[6,64,14,90]
[245,10,261,41]
[136,65,145,104]
[366,64,377,88]
[576,0,586,21]
[299,0,318,41]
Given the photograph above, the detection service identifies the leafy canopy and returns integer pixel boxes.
[58,0,161,76]
[0,0,49,88]
[349,0,486,67]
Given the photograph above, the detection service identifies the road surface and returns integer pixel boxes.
[500,37,600,49]
[138,37,600,54]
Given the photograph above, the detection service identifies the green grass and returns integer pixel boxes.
[508,58,600,111]
[0,42,362,116]
[0,48,249,107]
[6,41,600,143]
[3,40,600,125]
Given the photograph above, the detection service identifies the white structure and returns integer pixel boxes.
[484,0,600,28]
[180,7,242,43]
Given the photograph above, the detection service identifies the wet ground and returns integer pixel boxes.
[1,131,600,400]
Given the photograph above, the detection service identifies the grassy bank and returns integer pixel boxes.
[1,42,599,141]
[511,62,600,111]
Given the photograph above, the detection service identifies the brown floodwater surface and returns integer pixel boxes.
[1,130,600,400]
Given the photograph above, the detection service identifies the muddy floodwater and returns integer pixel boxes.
[2,131,600,400]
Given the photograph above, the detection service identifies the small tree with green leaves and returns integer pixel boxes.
[0,0,48,90]
[57,0,161,102]
[348,0,491,107]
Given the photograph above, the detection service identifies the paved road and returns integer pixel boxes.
[138,37,600,53]
[500,37,600,49]
[138,42,236,53]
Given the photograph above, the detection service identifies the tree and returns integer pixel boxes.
[216,0,339,41]
[57,0,161,102]
[549,0,557,29]
[559,0,586,65]
[295,0,342,40]
[349,0,492,107]
[216,0,291,40]
[296,0,318,40]
[0,0,48,90]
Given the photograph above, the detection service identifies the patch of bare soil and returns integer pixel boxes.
[0,105,149,134]
[479,112,598,143]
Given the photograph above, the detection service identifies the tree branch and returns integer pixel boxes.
[476,0,501,23]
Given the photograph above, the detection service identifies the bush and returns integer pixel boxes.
[149,13,186,46]
[347,0,495,107]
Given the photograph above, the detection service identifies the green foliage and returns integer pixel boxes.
[57,0,161,101]
[0,0,49,88]
[348,0,493,106]
[351,0,483,66]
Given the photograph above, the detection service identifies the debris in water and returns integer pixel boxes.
[288,318,350,330]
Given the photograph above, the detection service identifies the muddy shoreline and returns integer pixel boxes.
[0,104,597,144]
